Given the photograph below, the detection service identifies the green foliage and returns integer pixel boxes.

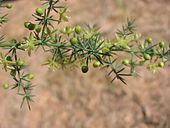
[0,0,170,110]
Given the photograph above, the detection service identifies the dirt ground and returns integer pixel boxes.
[0,0,170,128]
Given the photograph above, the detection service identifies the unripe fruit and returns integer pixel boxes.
[27,73,34,80]
[74,26,81,34]
[17,60,25,66]
[6,56,12,61]
[93,61,101,68]
[35,25,41,33]
[27,23,35,30]
[6,4,13,9]
[36,7,44,16]
[144,53,151,60]
[122,59,130,66]
[70,37,78,45]
[2,83,10,90]
[159,41,165,49]
[158,62,165,68]
[146,37,153,44]
[81,65,88,73]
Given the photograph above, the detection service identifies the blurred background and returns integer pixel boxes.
[0,0,170,128]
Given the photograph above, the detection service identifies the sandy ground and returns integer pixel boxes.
[0,0,170,128]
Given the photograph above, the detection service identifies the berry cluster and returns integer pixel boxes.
[0,0,170,110]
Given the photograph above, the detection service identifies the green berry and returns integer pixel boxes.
[70,37,78,45]
[158,62,165,68]
[93,61,101,68]
[6,56,12,61]
[144,53,151,60]
[6,4,13,9]
[159,41,165,49]
[27,23,35,30]
[74,25,81,34]
[17,60,25,66]
[27,73,34,80]
[36,7,44,16]
[146,37,153,44]
[2,83,10,90]
[35,25,41,33]
[81,65,88,73]
[122,59,130,66]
